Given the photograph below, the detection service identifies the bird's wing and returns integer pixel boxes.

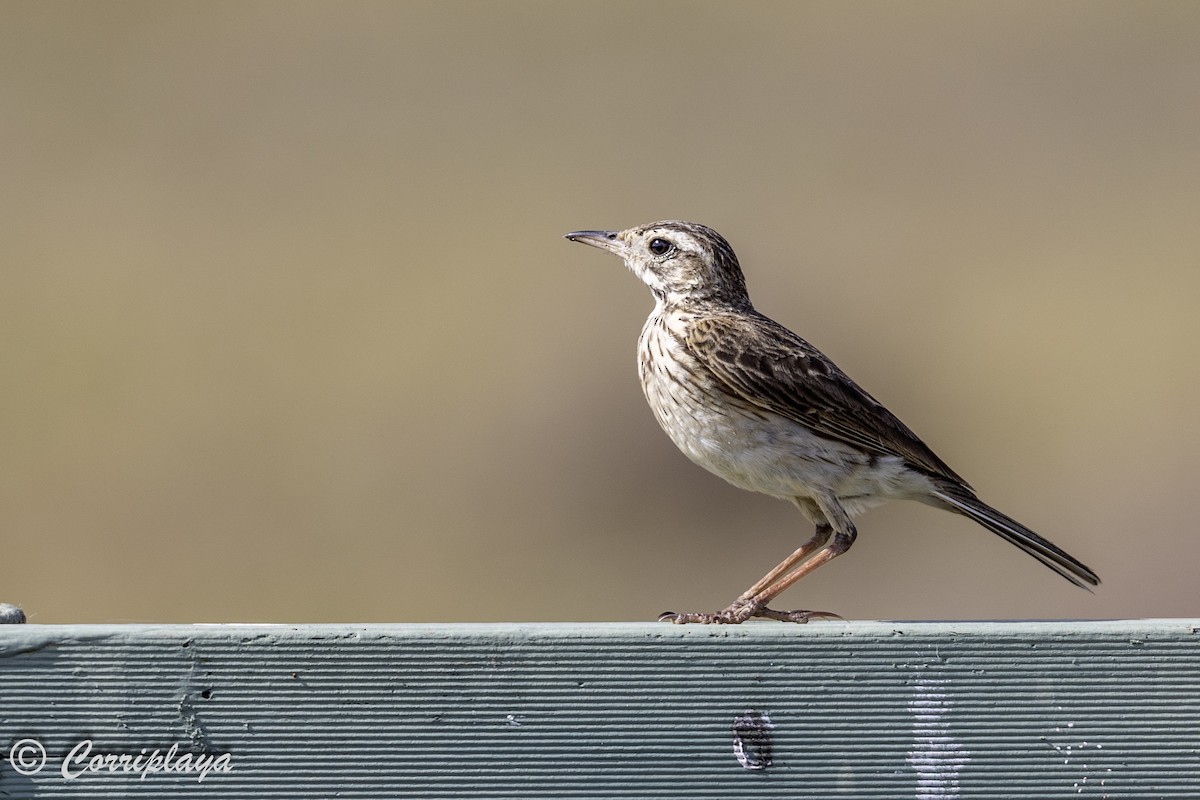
[685,312,969,486]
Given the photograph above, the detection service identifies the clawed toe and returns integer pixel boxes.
[755,607,843,623]
[658,610,720,624]
[658,604,841,625]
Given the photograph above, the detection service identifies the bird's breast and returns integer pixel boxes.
[637,313,795,492]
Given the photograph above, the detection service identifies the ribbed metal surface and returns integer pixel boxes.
[0,620,1196,798]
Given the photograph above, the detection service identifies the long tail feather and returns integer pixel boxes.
[932,488,1100,589]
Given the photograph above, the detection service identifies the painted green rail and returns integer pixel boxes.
[0,620,1196,798]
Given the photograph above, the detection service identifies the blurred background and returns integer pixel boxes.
[2,2,1197,623]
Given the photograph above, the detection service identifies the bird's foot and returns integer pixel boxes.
[658,602,842,625]
[754,607,843,623]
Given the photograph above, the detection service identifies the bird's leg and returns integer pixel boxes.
[660,525,841,624]
[660,497,856,624]
[730,523,832,605]
[741,529,854,621]
[743,497,857,621]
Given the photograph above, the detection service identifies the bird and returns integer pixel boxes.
[564,221,1099,624]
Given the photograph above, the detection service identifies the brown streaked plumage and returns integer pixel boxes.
[565,220,1098,624]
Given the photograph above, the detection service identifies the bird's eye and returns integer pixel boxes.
[648,238,673,256]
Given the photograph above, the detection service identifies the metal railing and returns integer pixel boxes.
[0,620,1196,798]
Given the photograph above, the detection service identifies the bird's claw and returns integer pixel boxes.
[754,607,843,623]
[658,603,841,624]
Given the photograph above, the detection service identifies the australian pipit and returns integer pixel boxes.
[565,221,1099,624]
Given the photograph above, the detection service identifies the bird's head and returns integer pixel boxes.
[565,221,751,309]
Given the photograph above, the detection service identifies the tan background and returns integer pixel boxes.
[2,2,1197,623]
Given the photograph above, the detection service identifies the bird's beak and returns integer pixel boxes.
[564,229,627,257]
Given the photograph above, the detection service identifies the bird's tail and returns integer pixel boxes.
[930,487,1100,589]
